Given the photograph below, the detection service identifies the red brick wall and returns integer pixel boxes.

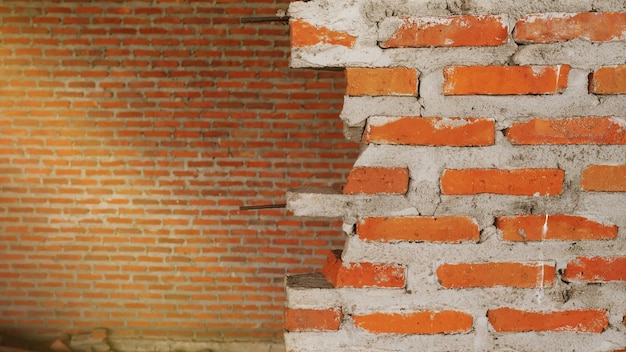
[0,0,358,342]
[286,3,626,352]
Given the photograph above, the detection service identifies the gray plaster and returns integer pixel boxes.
[593,0,626,12]
[513,40,626,68]
[285,328,626,352]
[287,187,418,223]
[290,43,518,69]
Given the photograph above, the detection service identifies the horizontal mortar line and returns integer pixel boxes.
[286,293,626,316]
[343,238,626,262]
[284,329,626,352]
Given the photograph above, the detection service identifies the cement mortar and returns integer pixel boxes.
[513,40,626,68]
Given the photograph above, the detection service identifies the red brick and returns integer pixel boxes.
[343,167,409,195]
[589,65,626,94]
[363,116,495,146]
[437,262,555,288]
[357,216,479,243]
[284,308,342,332]
[488,308,608,333]
[443,65,570,95]
[290,19,357,48]
[496,214,618,241]
[381,15,508,48]
[441,168,564,196]
[563,257,626,283]
[581,164,626,192]
[346,67,418,96]
[505,117,626,145]
[353,310,473,334]
[516,12,626,43]
[321,250,405,288]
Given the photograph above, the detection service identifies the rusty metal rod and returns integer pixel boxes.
[240,16,290,23]
[239,203,287,210]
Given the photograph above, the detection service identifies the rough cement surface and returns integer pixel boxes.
[290,0,597,27]
[287,187,417,223]
[513,40,626,68]
[290,43,518,69]
[593,0,626,11]
[284,327,625,352]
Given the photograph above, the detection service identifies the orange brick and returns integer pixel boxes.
[488,308,608,333]
[346,67,418,96]
[363,116,495,146]
[353,310,473,334]
[290,19,357,48]
[284,308,342,332]
[357,216,479,243]
[505,117,626,145]
[563,257,626,283]
[581,164,626,192]
[437,262,555,288]
[516,12,626,43]
[343,167,409,195]
[496,214,618,241]
[443,65,570,95]
[321,250,405,288]
[441,168,564,196]
[589,65,626,94]
[381,15,508,48]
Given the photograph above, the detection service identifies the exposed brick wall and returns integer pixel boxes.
[0,0,358,344]
[287,1,626,351]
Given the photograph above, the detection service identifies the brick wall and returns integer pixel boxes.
[286,1,626,351]
[0,0,359,346]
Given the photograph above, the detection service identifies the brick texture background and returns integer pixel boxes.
[0,0,358,343]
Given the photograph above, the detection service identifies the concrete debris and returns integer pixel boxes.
[69,329,112,352]
[0,329,112,352]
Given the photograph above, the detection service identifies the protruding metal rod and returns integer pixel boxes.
[240,16,290,24]
[239,203,287,210]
